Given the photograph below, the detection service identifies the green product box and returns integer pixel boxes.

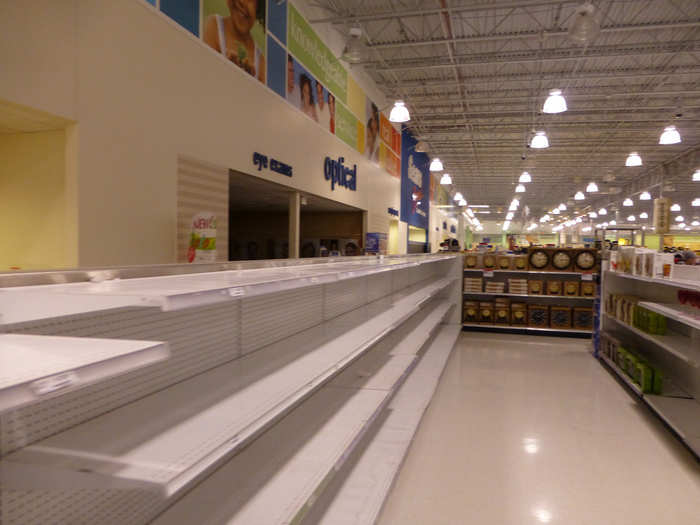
[625,353,638,378]
[616,347,627,369]
[635,362,654,393]
[658,314,667,335]
[652,367,664,395]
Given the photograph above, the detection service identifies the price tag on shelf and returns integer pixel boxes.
[484,271,494,278]
[31,371,78,396]
[582,274,593,281]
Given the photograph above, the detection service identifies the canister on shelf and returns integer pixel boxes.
[564,281,580,296]
[497,255,512,270]
[580,281,596,297]
[550,306,572,329]
[528,304,549,328]
[528,280,544,295]
[463,300,479,322]
[573,307,593,329]
[511,302,527,325]
[546,280,563,296]
[479,302,494,324]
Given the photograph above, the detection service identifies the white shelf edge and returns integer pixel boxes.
[463,291,594,300]
[637,301,700,331]
[603,313,698,366]
[0,277,454,501]
[462,323,591,335]
[0,335,169,414]
[464,268,597,277]
[605,270,700,292]
[599,353,643,397]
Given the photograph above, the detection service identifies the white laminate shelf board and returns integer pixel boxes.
[462,323,592,335]
[0,256,454,322]
[463,291,594,300]
[605,270,700,292]
[644,395,700,439]
[637,302,700,331]
[0,277,453,499]
[307,324,461,525]
[0,334,169,413]
[464,269,596,277]
[603,314,698,366]
[150,310,456,525]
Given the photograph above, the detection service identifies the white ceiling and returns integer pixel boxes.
[310,0,700,224]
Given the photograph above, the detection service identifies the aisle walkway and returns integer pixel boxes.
[378,332,700,525]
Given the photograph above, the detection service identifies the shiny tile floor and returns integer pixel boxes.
[378,332,700,525]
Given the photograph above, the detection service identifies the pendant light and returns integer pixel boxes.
[506,212,514,220]
[675,215,684,222]
[389,100,410,123]
[574,191,585,200]
[530,131,549,149]
[341,26,365,63]
[670,203,681,211]
[542,89,567,114]
[639,191,651,200]
[626,152,642,167]
[598,208,607,215]
[458,199,467,206]
[692,220,700,226]
[627,215,636,221]
[429,158,443,172]
[693,169,700,182]
[558,203,567,211]
[568,2,600,45]
[639,212,649,219]
[659,125,681,145]
[552,208,561,215]
[453,192,464,201]
[609,220,616,225]
[586,182,599,193]
[576,217,583,223]
[440,173,452,185]
[502,221,511,230]
[589,211,598,218]
[515,184,526,193]
[467,208,474,217]
[623,198,633,206]
[693,198,700,207]
[519,171,532,183]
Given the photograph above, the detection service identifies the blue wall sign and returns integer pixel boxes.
[400,128,429,230]
[324,156,357,191]
[253,152,293,177]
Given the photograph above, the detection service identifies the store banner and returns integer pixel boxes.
[379,114,401,155]
[335,102,359,150]
[288,3,347,103]
[653,197,671,234]
[400,128,429,230]
[201,0,267,84]
[379,143,400,178]
[364,97,380,164]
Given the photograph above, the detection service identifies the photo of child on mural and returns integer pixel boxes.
[203,0,266,83]
[365,100,380,164]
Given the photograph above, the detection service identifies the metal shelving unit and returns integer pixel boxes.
[463,291,594,301]
[461,323,591,337]
[464,268,597,277]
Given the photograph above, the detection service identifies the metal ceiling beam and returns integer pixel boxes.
[367,20,700,49]
[413,106,700,119]
[371,41,700,72]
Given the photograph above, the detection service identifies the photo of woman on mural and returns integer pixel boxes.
[203,0,266,83]
[299,74,319,122]
[366,103,380,162]
[315,81,330,130]
[328,93,336,133]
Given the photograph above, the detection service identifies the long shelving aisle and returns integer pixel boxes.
[0,254,463,525]
[600,269,700,459]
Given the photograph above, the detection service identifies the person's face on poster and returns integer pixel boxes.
[228,0,256,35]
[302,80,311,107]
[287,57,294,92]
[316,82,324,106]
[328,94,335,116]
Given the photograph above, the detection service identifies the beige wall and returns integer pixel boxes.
[0,0,400,267]
[0,130,76,270]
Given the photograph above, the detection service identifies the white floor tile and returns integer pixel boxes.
[378,332,700,525]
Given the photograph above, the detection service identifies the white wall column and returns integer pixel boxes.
[458,214,465,250]
[289,192,301,259]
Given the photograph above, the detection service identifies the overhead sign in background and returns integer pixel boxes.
[400,128,429,230]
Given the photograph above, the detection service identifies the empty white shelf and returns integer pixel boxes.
[463,291,594,300]
[644,395,700,440]
[0,256,453,322]
[150,303,455,525]
[0,277,453,500]
[306,324,461,525]
[603,314,698,366]
[605,270,700,292]
[638,301,700,331]
[0,334,169,413]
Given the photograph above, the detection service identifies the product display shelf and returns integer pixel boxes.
[0,334,169,413]
[464,268,596,277]
[463,291,594,301]
[605,270,700,292]
[150,305,457,525]
[599,352,643,397]
[461,323,591,336]
[603,313,698,366]
[301,325,461,525]
[637,301,700,331]
[0,256,451,324]
[0,277,454,503]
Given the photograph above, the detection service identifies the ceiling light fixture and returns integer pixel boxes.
[552,208,561,215]
[598,208,607,215]
[693,169,700,182]
[675,215,684,222]
[670,203,681,211]
[519,171,532,183]
[458,199,467,206]
[639,212,648,219]
[659,125,681,145]
[609,220,616,225]
[623,198,633,206]
[692,220,700,226]
[389,100,410,123]
[627,215,636,221]
[530,131,549,149]
[574,191,585,200]
[693,198,700,207]
[558,203,567,211]
[340,26,365,63]
[542,89,567,113]
[515,184,526,193]
[502,221,511,230]
[506,212,514,220]
[626,152,643,167]
[589,211,598,218]
[640,191,651,201]
[453,192,464,201]
[467,208,474,217]
[586,182,599,193]
[440,173,452,185]
[429,158,443,172]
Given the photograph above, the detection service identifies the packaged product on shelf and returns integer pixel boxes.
[482,254,497,270]
[546,280,563,296]
[497,255,512,270]
[647,252,674,279]
[485,280,506,293]
[670,264,700,284]
[511,303,527,325]
[479,302,495,324]
[573,307,593,329]
[633,248,654,276]
[618,246,636,274]
[464,300,479,323]
[616,346,628,369]
[609,251,619,271]
[528,304,549,328]
[551,249,574,272]
[580,281,596,297]
[494,299,510,324]
[550,306,572,329]
[508,278,528,294]
[635,361,654,393]
[463,277,484,292]
[564,281,580,296]
[464,253,480,269]
[527,280,544,295]
[513,255,528,271]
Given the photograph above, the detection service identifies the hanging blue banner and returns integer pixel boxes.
[400,127,429,230]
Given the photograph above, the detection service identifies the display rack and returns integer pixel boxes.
[0,254,463,525]
[600,268,700,459]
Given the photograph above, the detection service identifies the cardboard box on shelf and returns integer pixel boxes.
[479,302,495,324]
[463,300,479,323]
[546,280,563,296]
[564,281,580,296]
[550,306,572,329]
[528,304,549,328]
[528,280,544,295]
[573,307,594,329]
[511,303,528,325]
